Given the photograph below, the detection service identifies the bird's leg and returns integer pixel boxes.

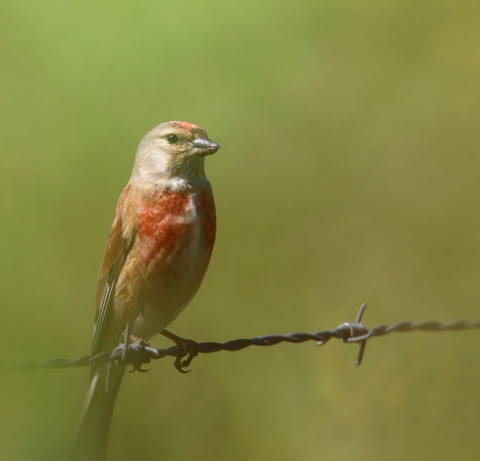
[121,327,151,372]
[128,333,150,348]
[161,330,198,373]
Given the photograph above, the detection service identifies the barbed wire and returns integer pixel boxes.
[1,304,479,372]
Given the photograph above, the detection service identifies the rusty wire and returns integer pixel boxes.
[1,304,479,372]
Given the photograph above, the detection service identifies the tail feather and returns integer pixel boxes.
[69,365,125,461]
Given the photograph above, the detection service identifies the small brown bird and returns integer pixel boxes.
[69,121,219,460]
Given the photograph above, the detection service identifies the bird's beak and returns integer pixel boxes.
[192,137,220,156]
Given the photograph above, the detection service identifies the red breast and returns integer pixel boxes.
[137,185,216,264]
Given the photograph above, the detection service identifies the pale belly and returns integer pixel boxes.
[130,228,211,339]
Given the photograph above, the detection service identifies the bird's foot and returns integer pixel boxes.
[161,330,198,373]
[121,328,151,372]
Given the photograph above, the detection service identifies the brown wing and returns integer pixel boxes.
[92,184,135,357]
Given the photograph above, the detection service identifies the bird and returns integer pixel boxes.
[69,121,219,461]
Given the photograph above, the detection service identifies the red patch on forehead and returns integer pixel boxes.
[170,121,199,131]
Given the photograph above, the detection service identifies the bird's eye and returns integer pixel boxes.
[166,134,178,144]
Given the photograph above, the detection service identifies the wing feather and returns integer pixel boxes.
[92,185,135,357]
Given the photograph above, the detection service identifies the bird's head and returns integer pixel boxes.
[131,121,219,188]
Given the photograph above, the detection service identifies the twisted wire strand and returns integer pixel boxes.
[2,305,479,371]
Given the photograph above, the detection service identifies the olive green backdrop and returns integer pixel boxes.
[1,1,479,460]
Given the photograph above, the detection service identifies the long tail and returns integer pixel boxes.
[69,364,125,461]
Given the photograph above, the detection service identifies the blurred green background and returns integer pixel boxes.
[1,1,480,460]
